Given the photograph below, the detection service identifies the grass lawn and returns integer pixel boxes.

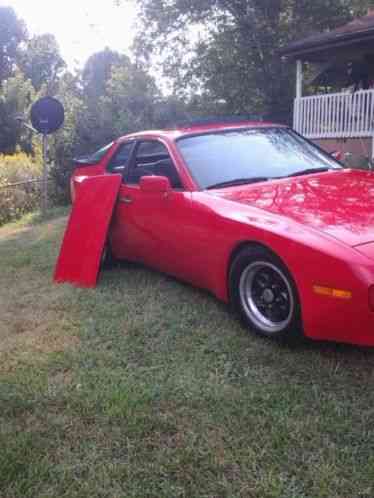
[1,209,374,498]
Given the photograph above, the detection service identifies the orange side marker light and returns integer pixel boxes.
[313,286,352,300]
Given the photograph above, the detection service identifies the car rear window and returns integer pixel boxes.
[77,142,114,164]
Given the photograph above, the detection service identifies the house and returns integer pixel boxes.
[280,9,374,165]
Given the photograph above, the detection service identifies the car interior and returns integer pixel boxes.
[107,140,184,189]
[128,152,183,189]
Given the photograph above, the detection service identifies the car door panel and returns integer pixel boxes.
[109,138,218,289]
[111,184,224,291]
[111,184,160,262]
[55,174,122,288]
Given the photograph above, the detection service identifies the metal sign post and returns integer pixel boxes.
[42,134,48,217]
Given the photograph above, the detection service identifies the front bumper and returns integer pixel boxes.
[302,280,374,347]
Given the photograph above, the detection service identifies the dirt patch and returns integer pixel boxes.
[0,326,79,374]
[0,216,78,374]
[0,273,79,374]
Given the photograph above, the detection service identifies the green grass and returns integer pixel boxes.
[1,211,374,498]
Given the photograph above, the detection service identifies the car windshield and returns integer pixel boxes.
[176,128,342,190]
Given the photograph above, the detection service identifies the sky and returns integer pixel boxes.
[0,0,138,69]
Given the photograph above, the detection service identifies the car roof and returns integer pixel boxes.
[116,121,287,143]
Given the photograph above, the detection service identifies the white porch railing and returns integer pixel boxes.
[294,89,374,139]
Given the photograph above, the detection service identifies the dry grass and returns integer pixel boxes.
[0,210,79,374]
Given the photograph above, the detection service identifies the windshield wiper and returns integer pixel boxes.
[206,177,269,190]
[286,167,333,178]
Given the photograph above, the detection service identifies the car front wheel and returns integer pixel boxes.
[229,246,302,340]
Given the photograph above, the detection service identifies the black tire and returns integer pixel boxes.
[229,245,302,341]
[101,241,117,270]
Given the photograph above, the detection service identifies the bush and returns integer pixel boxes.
[0,152,42,226]
[48,159,73,206]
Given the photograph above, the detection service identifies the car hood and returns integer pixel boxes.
[208,169,374,247]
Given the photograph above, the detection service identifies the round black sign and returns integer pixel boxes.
[30,96,64,135]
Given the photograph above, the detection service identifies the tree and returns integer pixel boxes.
[0,9,66,156]
[101,63,160,136]
[76,49,131,153]
[82,48,130,100]
[0,6,26,83]
[50,71,83,203]
[0,70,35,153]
[131,0,360,123]
[76,48,164,153]
[18,34,66,92]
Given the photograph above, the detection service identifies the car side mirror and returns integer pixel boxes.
[139,175,171,193]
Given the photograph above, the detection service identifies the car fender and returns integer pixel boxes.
[193,192,374,342]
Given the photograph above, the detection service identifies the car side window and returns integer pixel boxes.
[127,140,183,189]
[107,142,134,173]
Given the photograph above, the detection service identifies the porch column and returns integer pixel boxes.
[293,60,303,132]
[296,60,303,99]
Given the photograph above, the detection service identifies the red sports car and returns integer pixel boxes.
[55,121,374,346]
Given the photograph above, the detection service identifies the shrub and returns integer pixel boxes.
[0,153,42,226]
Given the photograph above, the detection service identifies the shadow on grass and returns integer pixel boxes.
[102,260,374,363]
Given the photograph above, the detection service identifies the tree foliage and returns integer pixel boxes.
[0,7,26,83]
[0,1,373,213]
[76,48,162,154]
[132,0,364,122]
[18,34,65,92]
[0,70,35,153]
[51,72,83,202]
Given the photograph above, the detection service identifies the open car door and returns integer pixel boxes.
[54,174,122,288]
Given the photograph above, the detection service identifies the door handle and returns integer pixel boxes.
[119,196,133,205]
